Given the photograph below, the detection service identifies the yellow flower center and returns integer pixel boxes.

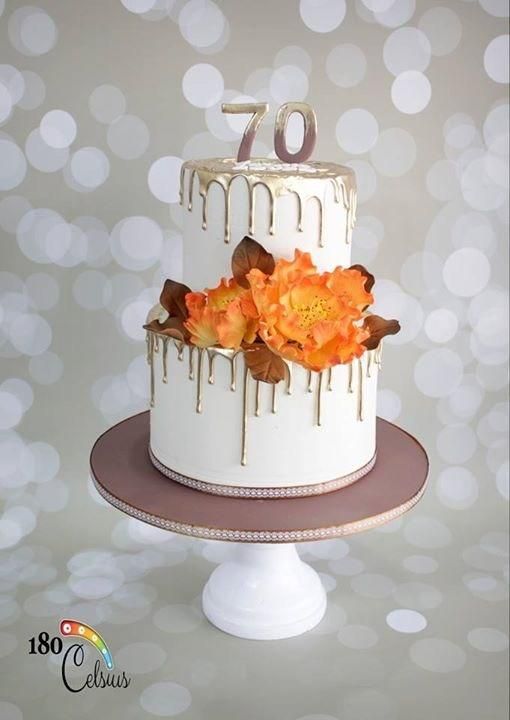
[294,295,336,330]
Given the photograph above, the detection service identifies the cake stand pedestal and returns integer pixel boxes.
[90,412,428,640]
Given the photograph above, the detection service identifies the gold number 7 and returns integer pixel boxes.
[221,103,269,163]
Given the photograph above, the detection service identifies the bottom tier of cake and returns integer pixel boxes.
[147,334,381,498]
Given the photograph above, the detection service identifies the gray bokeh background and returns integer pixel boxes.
[0,0,508,718]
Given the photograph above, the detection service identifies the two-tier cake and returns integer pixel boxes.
[144,150,399,498]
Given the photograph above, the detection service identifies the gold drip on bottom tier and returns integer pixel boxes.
[146,332,382,467]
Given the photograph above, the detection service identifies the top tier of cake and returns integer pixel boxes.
[179,157,357,289]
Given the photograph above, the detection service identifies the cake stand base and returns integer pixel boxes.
[202,543,326,640]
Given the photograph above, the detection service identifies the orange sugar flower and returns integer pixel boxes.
[184,278,258,349]
[247,250,373,371]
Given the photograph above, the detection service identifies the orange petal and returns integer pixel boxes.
[184,308,218,348]
[185,291,206,318]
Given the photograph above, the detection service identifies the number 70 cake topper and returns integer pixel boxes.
[222,102,317,163]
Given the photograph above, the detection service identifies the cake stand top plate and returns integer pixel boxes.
[90,412,428,543]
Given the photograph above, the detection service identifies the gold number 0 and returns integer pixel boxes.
[221,103,269,162]
[222,102,317,164]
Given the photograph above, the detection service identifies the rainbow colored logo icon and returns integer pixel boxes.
[60,619,114,670]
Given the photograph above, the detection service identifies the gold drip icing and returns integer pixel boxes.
[375,341,383,369]
[357,358,364,422]
[285,362,293,395]
[195,349,204,413]
[255,380,261,417]
[179,158,357,248]
[207,349,216,384]
[271,384,277,414]
[188,346,195,380]
[315,371,323,426]
[162,338,169,383]
[145,332,151,365]
[148,333,155,407]
[146,330,381,466]
[241,363,249,466]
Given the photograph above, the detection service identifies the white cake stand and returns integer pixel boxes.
[90,412,428,640]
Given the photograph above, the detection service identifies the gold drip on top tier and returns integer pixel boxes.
[179,158,357,247]
[146,330,381,467]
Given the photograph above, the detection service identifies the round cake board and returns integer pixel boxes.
[90,411,428,640]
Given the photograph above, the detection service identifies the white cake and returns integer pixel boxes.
[145,157,395,498]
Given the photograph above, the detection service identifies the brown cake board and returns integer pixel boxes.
[90,412,427,639]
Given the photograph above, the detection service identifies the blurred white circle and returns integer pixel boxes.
[73,271,112,310]
[371,280,423,344]
[414,349,463,397]
[468,627,509,652]
[182,63,224,108]
[337,624,378,649]
[299,0,346,32]
[461,154,508,211]
[344,160,377,203]
[0,82,13,124]
[270,65,309,103]
[126,355,150,399]
[410,639,466,673]
[70,147,110,189]
[386,609,427,633]
[383,27,431,76]
[377,389,402,421]
[443,248,490,297]
[140,682,191,717]
[336,109,379,154]
[444,112,477,150]
[9,314,52,356]
[436,466,479,509]
[17,70,45,110]
[25,129,69,172]
[373,0,416,28]
[40,110,77,149]
[418,7,462,56]
[0,391,24,430]
[0,139,27,190]
[110,216,163,271]
[121,0,157,12]
[326,44,366,88]
[480,0,509,17]
[148,156,183,204]
[402,555,438,574]
[361,0,395,11]
[8,6,58,56]
[424,308,458,343]
[274,46,312,75]
[44,222,87,267]
[121,299,154,340]
[28,351,63,385]
[107,115,150,159]
[447,381,483,420]
[426,159,458,201]
[370,127,416,177]
[484,35,509,83]
[89,84,126,124]
[496,462,509,500]
[391,71,431,114]
[178,0,225,49]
